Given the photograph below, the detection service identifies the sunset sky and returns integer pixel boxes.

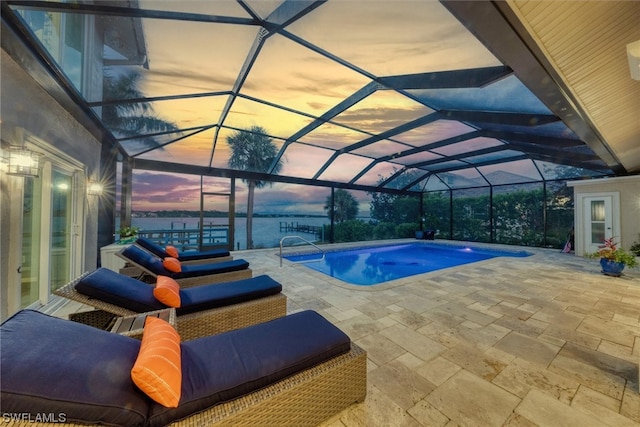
[115,0,510,211]
[86,0,585,214]
[12,0,605,215]
[129,169,373,215]
[119,0,502,213]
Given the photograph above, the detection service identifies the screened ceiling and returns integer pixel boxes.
[4,0,635,194]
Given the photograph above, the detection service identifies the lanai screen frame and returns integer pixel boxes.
[1,0,621,250]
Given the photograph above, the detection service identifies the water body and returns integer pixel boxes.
[130,216,330,250]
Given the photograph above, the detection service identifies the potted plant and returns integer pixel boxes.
[117,226,140,244]
[586,237,638,277]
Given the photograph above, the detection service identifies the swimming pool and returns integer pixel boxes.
[283,243,531,286]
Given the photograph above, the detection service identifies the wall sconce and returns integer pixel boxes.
[87,180,103,196]
[7,147,40,177]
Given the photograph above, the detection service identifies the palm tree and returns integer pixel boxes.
[103,70,179,150]
[227,126,282,249]
[324,189,359,223]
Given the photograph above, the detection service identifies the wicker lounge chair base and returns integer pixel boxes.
[55,273,287,340]
[170,343,366,427]
[175,293,286,341]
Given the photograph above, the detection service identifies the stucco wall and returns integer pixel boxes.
[568,176,640,256]
[1,51,101,320]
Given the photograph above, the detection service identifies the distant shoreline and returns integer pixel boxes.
[131,211,327,219]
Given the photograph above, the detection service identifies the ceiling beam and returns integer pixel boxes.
[347,130,484,184]
[378,66,512,90]
[342,112,444,154]
[440,110,559,126]
[505,141,600,162]
[268,81,380,174]
[480,130,584,148]
[407,145,510,169]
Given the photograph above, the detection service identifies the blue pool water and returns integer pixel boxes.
[283,243,531,286]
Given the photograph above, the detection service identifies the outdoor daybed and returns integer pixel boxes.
[1,309,367,426]
[54,268,286,340]
[117,244,252,286]
[135,237,233,265]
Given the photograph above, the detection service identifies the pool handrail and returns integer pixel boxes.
[279,235,325,267]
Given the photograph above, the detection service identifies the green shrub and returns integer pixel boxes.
[333,219,373,243]
[373,222,396,240]
[395,223,419,238]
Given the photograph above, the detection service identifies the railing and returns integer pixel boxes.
[135,226,230,252]
[279,235,325,267]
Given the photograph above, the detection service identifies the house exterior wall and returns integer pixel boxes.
[568,175,640,257]
[0,51,101,321]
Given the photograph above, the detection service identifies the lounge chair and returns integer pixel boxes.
[117,244,251,286]
[135,237,233,265]
[54,268,286,340]
[1,309,366,427]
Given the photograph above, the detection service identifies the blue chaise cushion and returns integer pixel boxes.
[0,310,149,427]
[75,268,166,313]
[177,274,282,315]
[176,249,230,262]
[135,237,170,258]
[75,268,282,314]
[136,237,231,261]
[147,310,351,426]
[122,245,249,279]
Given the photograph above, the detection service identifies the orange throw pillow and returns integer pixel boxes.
[131,317,182,407]
[162,257,182,273]
[153,276,181,307]
[165,245,179,258]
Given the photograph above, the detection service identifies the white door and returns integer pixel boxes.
[583,195,613,254]
[7,140,86,315]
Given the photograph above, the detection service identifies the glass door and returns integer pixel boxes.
[50,169,73,291]
[20,166,77,309]
[20,177,42,308]
[584,196,613,254]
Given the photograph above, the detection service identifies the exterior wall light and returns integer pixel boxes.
[87,180,104,196]
[7,147,40,177]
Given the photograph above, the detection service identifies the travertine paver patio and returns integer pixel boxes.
[54,240,640,426]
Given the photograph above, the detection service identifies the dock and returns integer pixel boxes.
[279,221,323,236]
[137,225,229,251]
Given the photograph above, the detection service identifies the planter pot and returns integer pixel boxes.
[600,258,625,277]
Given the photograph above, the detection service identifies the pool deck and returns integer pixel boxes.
[53,239,640,426]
